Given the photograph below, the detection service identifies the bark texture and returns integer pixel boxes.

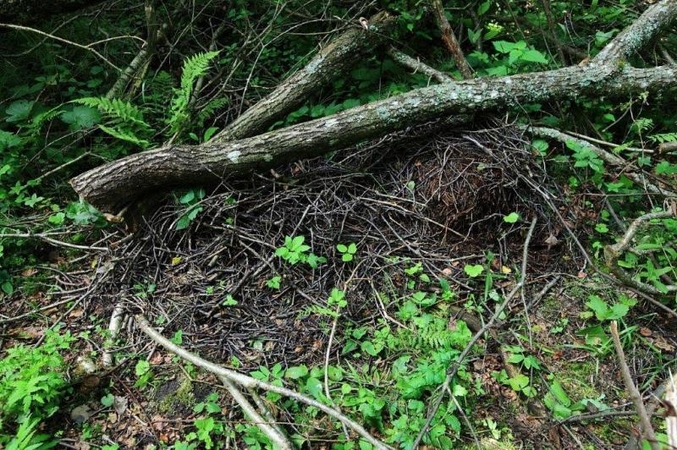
[71,64,677,213]
[70,0,677,215]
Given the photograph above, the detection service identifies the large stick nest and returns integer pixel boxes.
[99,120,570,369]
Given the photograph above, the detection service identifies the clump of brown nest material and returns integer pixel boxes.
[91,120,566,369]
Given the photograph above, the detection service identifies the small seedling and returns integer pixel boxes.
[336,242,357,262]
[275,235,326,268]
[464,264,484,277]
[222,294,238,306]
[327,288,347,309]
[266,275,281,289]
[134,360,152,388]
[503,212,520,223]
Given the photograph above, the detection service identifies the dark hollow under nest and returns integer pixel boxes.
[99,120,577,369]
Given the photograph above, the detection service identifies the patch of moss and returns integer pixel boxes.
[154,375,196,417]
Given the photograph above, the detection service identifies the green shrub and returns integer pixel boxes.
[0,327,74,448]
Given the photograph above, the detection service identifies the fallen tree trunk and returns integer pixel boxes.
[71,63,677,214]
[70,0,677,215]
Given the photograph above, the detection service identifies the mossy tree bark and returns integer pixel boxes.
[70,0,677,215]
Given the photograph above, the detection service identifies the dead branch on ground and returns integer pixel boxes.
[135,314,393,450]
[610,321,659,450]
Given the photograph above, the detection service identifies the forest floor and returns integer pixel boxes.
[2,122,675,449]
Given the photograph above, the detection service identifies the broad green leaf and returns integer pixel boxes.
[464,264,484,277]
[508,373,529,390]
[286,365,309,379]
[549,381,571,407]
[520,49,548,63]
[493,40,519,53]
[61,106,100,129]
[477,0,491,16]
[586,295,608,320]
[0,130,22,151]
[5,100,34,123]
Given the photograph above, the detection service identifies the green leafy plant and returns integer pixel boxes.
[176,188,205,230]
[167,51,219,137]
[567,140,604,175]
[275,235,326,269]
[543,379,610,420]
[134,360,152,388]
[464,264,484,278]
[583,294,635,321]
[504,345,542,371]
[336,243,357,262]
[0,327,74,448]
[503,212,520,223]
[73,97,152,148]
[575,293,637,355]
[266,275,281,289]
[493,370,537,398]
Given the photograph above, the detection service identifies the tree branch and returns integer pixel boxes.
[428,0,473,79]
[593,0,677,64]
[528,126,677,197]
[387,47,455,83]
[71,64,677,214]
[610,321,659,450]
[134,315,392,450]
[213,12,396,142]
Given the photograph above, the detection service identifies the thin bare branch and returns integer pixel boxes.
[134,315,393,450]
[428,0,473,79]
[0,22,122,71]
[216,375,293,449]
[387,47,455,84]
[0,232,109,252]
[610,321,659,449]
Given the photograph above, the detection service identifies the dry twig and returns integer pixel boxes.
[412,217,538,448]
[428,0,472,79]
[135,314,392,450]
[610,321,659,449]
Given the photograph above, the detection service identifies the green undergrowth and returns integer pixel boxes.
[0,327,74,449]
[3,0,677,448]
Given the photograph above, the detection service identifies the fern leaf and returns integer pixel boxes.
[649,132,677,144]
[74,97,149,130]
[98,124,150,148]
[167,51,219,137]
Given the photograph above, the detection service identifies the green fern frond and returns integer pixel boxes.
[98,124,149,147]
[649,132,677,144]
[167,51,220,137]
[196,97,230,128]
[403,314,471,351]
[180,51,220,92]
[73,97,152,148]
[74,97,149,130]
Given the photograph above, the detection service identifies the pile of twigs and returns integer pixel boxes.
[91,121,564,368]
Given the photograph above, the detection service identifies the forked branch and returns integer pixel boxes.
[134,315,392,450]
